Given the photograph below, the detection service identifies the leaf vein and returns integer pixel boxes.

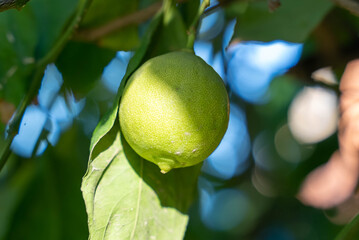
[130,159,144,240]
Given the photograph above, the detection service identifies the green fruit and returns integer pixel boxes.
[119,51,229,173]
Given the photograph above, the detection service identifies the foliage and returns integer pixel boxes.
[0,0,359,239]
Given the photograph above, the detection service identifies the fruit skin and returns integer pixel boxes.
[119,51,229,173]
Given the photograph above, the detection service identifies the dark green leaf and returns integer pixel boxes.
[56,41,116,96]
[82,126,201,239]
[233,0,333,42]
[179,0,200,28]
[4,160,62,240]
[146,3,187,57]
[0,0,80,104]
[0,161,36,240]
[29,0,79,58]
[0,7,36,104]
[1,125,89,240]
[225,0,248,18]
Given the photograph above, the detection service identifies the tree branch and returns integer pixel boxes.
[0,0,93,172]
[75,0,243,43]
[75,1,163,42]
[0,0,30,12]
[332,0,359,16]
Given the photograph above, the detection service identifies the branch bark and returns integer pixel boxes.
[0,0,30,12]
[75,1,162,41]
[0,0,93,172]
[75,0,242,42]
[332,0,359,16]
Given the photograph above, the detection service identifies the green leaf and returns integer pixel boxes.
[0,161,36,240]
[56,41,116,96]
[0,7,37,104]
[146,3,187,57]
[29,0,79,58]
[335,213,359,240]
[233,0,333,42]
[4,160,62,240]
[225,0,248,18]
[178,0,200,28]
[0,0,80,104]
[82,127,201,239]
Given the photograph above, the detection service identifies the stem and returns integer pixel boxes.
[0,0,93,172]
[186,0,210,50]
[163,0,174,13]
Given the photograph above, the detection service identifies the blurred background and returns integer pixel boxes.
[1,0,359,239]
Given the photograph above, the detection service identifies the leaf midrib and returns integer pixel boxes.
[130,158,144,240]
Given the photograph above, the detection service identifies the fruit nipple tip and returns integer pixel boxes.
[158,162,173,174]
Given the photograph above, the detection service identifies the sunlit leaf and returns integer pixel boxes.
[82,127,201,239]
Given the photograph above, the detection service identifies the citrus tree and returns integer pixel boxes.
[1,0,359,239]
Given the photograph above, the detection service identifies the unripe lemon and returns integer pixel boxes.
[119,51,229,173]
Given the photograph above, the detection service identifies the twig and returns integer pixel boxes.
[75,1,162,41]
[186,0,210,50]
[202,0,238,17]
[75,0,243,43]
[0,0,93,172]
[0,0,30,12]
[332,0,359,16]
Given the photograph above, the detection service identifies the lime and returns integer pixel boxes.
[119,51,229,173]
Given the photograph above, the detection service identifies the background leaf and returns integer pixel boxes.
[0,124,89,240]
[0,7,36,105]
[0,161,35,240]
[56,41,116,96]
[145,3,187,57]
[0,0,80,105]
[233,0,333,42]
[29,0,79,58]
